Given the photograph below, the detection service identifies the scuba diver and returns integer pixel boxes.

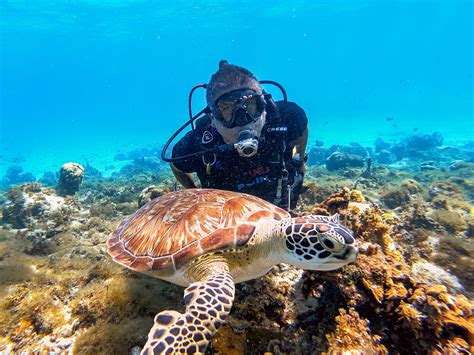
[164,60,308,210]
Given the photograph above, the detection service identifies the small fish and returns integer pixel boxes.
[386,117,394,121]
[323,120,328,126]
[413,128,418,131]
[392,123,398,128]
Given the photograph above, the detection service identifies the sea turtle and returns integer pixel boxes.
[107,188,358,354]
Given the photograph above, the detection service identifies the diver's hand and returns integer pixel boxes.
[170,164,198,189]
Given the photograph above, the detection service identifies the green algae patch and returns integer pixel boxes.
[430,209,468,233]
[0,228,182,353]
[73,319,148,355]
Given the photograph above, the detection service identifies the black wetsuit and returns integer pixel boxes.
[172,100,308,209]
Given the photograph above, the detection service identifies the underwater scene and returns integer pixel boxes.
[0,1,473,354]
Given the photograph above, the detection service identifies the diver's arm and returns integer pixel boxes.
[170,164,198,189]
[294,126,309,157]
[294,126,309,173]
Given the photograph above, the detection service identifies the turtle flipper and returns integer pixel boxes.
[141,270,235,354]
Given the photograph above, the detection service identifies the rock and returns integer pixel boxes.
[0,166,36,188]
[429,209,467,234]
[344,142,370,158]
[389,132,444,160]
[57,163,85,196]
[130,346,142,355]
[420,161,436,171]
[39,171,58,186]
[114,147,162,161]
[411,261,463,292]
[138,185,164,207]
[404,132,443,150]
[381,188,411,209]
[307,146,329,166]
[119,157,163,176]
[449,160,472,171]
[374,137,391,152]
[326,143,370,158]
[326,152,365,171]
[1,183,78,233]
[84,162,102,179]
[376,149,396,164]
[401,179,422,194]
[390,142,407,160]
[428,182,462,199]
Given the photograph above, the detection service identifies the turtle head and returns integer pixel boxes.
[282,214,358,271]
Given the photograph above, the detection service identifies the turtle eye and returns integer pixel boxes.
[320,234,344,253]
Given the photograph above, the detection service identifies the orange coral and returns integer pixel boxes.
[313,188,474,353]
[395,301,424,338]
[311,187,351,215]
[325,308,387,354]
[361,278,383,304]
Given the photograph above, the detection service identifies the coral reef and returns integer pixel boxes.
[376,149,395,164]
[325,308,386,353]
[374,137,391,153]
[83,162,103,179]
[1,183,81,254]
[117,157,163,176]
[0,182,472,354]
[56,163,85,196]
[0,166,36,188]
[307,146,327,166]
[307,143,370,167]
[0,137,473,354]
[326,152,365,171]
[2,183,79,230]
[412,261,463,292]
[39,171,58,187]
[114,146,163,161]
[381,187,411,209]
[138,185,170,208]
[403,132,444,151]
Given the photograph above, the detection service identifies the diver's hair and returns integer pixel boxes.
[206,60,262,105]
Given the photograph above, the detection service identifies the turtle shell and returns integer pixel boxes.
[107,189,289,272]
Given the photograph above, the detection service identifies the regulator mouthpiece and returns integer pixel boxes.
[234,131,259,158]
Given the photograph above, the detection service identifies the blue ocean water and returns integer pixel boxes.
[0,0,472,179]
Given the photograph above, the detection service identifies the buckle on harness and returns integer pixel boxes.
[274,167,289,208]
[202,153,216,174]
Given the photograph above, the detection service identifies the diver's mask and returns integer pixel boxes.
[211,89,266,158]
[211,89,266,129]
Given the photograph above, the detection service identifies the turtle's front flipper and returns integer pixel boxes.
[141,268,235,354]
